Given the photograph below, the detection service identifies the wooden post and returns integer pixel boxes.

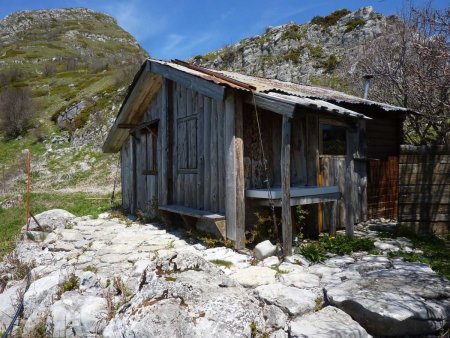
[235,94,245,249]
[281,116,292,256]
[225,92,236,243]
[329,201,337,236]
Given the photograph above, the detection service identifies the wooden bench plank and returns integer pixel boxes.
[159,204,225,220]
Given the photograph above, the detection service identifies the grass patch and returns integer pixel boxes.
[319,234,375,255]
[0,191,119,259]
[165,276,177,282]
[209,259,233,268]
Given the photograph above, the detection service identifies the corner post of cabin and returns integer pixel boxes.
[281,115,292,256]
[234,93,246,249]
[225,90,245,249]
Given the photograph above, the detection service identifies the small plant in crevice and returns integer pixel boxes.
[296,243,326,263]
[62,273,79,292]
[270,265,289,275]
[82,264,98,273]
[209,259,233,269]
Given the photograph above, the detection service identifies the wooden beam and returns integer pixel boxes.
[103,66,163,153]
[235,93,245,249]
[150,61,226,101]
[281,115,292,256]
[245,93,295,117]
[225,92,236,243]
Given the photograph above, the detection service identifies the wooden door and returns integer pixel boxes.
[367,156,399,219]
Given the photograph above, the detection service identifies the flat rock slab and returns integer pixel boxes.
[279,271,320,289]
[254,283,317,316]
[290,306,370,338]
[325,263,450,337]
[231,266,277,288]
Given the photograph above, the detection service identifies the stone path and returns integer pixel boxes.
[0,210,449,337]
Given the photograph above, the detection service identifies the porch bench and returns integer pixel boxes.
[158,204,226,238]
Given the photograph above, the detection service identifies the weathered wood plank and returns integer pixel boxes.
[245,93,295,117]
[203,97,211,211]
[281,115,292,256]
[217,100,226,213]
[196,91,204,210]
[225,92,236,242]
[210,101,219,212]
[235,94,246,249]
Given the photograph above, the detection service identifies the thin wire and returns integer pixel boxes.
[251,92,280,244]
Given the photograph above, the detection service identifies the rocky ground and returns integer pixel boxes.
[0,210,449,337]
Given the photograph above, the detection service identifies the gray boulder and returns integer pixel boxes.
[290,306,370,337]
[24,209,75,232]
[254,240,277,260]
[254,283,317,316]
[325,262,450,336]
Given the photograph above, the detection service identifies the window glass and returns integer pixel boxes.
[322,124,346,155]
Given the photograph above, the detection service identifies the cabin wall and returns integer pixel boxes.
[120,87,165,215]
[171,82,226,213]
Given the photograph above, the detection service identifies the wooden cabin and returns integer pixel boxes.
[103,59,411,255]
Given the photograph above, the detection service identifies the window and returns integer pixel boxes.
[142,122,158,175]
[321,123,347,155]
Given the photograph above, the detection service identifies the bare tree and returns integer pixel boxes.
[339,4,449,145]
[0,87,35,139]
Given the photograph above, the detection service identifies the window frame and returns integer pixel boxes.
[141,120,159,175]
[319,119,348,157]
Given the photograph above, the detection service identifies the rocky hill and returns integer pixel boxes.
[192,6,399,85]
[0,8,147,194]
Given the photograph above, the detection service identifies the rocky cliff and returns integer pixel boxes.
[192,7,399,84]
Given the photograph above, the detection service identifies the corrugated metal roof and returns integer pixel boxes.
[265,92,370,119]
[149,59,412,114]
[217,70,410,113]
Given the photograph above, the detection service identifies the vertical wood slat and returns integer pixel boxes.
[225,92,236,242]
[217,101,225,213]
[281,115,292,256]
[235,94,245,249]
[203,97,211,211]
[210,101,219,212]
[196,92,204,209]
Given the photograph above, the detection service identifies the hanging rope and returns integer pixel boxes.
[110,154,121,206]
[251,92,280,245]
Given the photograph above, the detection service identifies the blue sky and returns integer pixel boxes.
[0,1,448,59]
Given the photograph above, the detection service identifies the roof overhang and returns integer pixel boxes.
[246,92,371,120]
[103,59,228,153]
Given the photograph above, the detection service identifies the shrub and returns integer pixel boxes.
[311,9,351,29]
[0,86,35,139]
[281,24,305,41]
[62,273,79,292]
[345,18,366,32]
[42,63,57,76]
